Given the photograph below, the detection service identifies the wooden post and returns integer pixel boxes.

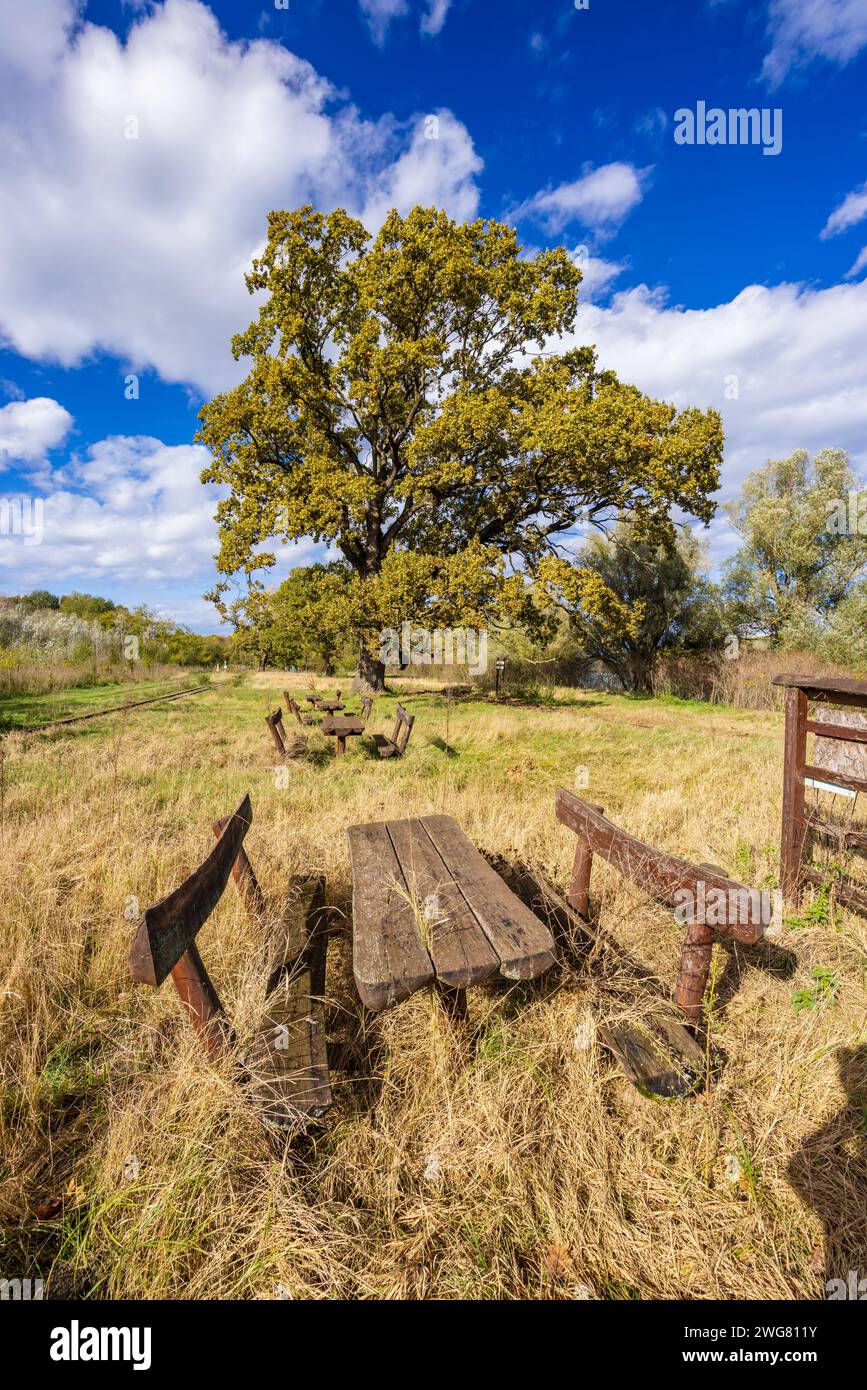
[212,819,267,922]
[568,838,593,917]
[780,686,808,904]
[170,943,233,1060]
[674,918,714,1026]
[266,710,285,757]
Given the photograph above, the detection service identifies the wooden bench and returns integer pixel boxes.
[555,789,767,1025]
[370,702,414,759]
[266,707,306,760]
[347,813,556,1013]
[284,694,316,727]
[128,794,331,1127]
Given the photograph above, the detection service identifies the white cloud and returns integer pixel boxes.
[0,397,73,468]
[361,110,481,228]
[569,278,867,564]
[0,0,481,395]
[359,0,452,44]
[845,245,867,278]
[821,180,867,238]
[512,163,647,235]
[0,426,327,623]
[762,0,867,87]
[571,250,626,300]
[420,0,452,36]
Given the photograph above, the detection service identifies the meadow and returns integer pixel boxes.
[1,671,865,1300]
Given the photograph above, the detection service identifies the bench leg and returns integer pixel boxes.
[674,919,714,1027]
[568,836,593,917]
[170,943,234,1060]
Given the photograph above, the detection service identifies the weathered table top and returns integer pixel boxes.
[318,700,345,713]
[347,814,556,1011]
[321,715,364,735]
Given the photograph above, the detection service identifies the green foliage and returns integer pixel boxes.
[539,521,721,692]
[198,203,722,684]
[723,448,867,644]
[20,589,60,611]
[791,967,839,1015]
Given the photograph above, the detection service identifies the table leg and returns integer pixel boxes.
[434,980,467,1026]
[336,735,346,758]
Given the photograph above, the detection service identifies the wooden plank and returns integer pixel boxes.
[555,790,765,944]
[386,818,499,989]
[419,815,556,980]
[773,674,867,705]
[129,793,252,986]
[247,875,331,1125]
[347,822,435,1011]
[810,708,867,782]
[597,1018,703,1099]
[807,717,867,746]
[802,763,867,797]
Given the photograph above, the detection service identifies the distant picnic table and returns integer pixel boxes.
[321,713,364,758]
[347,813,556,1013]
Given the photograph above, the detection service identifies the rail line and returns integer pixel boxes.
[10,683,209,734]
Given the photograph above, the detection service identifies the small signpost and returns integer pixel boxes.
[495,657,506,699]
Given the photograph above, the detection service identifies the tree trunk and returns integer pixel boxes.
[354,637,386,693]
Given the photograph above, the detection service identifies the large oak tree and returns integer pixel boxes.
[198,205,723,690]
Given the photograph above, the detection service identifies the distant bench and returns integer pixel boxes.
[266,707,307,760]
[370,703,414,760]
[128,794,330,1127]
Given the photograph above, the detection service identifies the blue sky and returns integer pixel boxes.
[1,0,866,630]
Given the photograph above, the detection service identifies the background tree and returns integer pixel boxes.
[266,563,354,674]
[723,448,867,643]
[199,204,723,690]
[540,522,720,693]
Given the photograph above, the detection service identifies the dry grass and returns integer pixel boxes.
[1,672,865,1300]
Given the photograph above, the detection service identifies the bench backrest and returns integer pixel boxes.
[284,696,305,726]
[555,789,764,942]
[129,793,253,986]
[360,696,373,724]
[266,707,287,753]
[391,702,414,755]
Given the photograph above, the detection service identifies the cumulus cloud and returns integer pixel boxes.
[511,163,647,235]
[0,0,481,395]
[821,180,867,238]
[569,277,867,560]
[0,397,73,468]
[762,0,867,87]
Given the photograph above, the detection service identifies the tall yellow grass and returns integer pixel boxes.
[1,673,865,1299]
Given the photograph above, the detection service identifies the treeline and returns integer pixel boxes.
[226,448,867,697]
[0,591,229,697]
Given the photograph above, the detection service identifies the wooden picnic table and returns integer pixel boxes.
[317,699,345,714]
[321,714,364,757]
[347,814,556,1012]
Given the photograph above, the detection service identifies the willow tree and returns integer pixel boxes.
[198,205,723,690]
